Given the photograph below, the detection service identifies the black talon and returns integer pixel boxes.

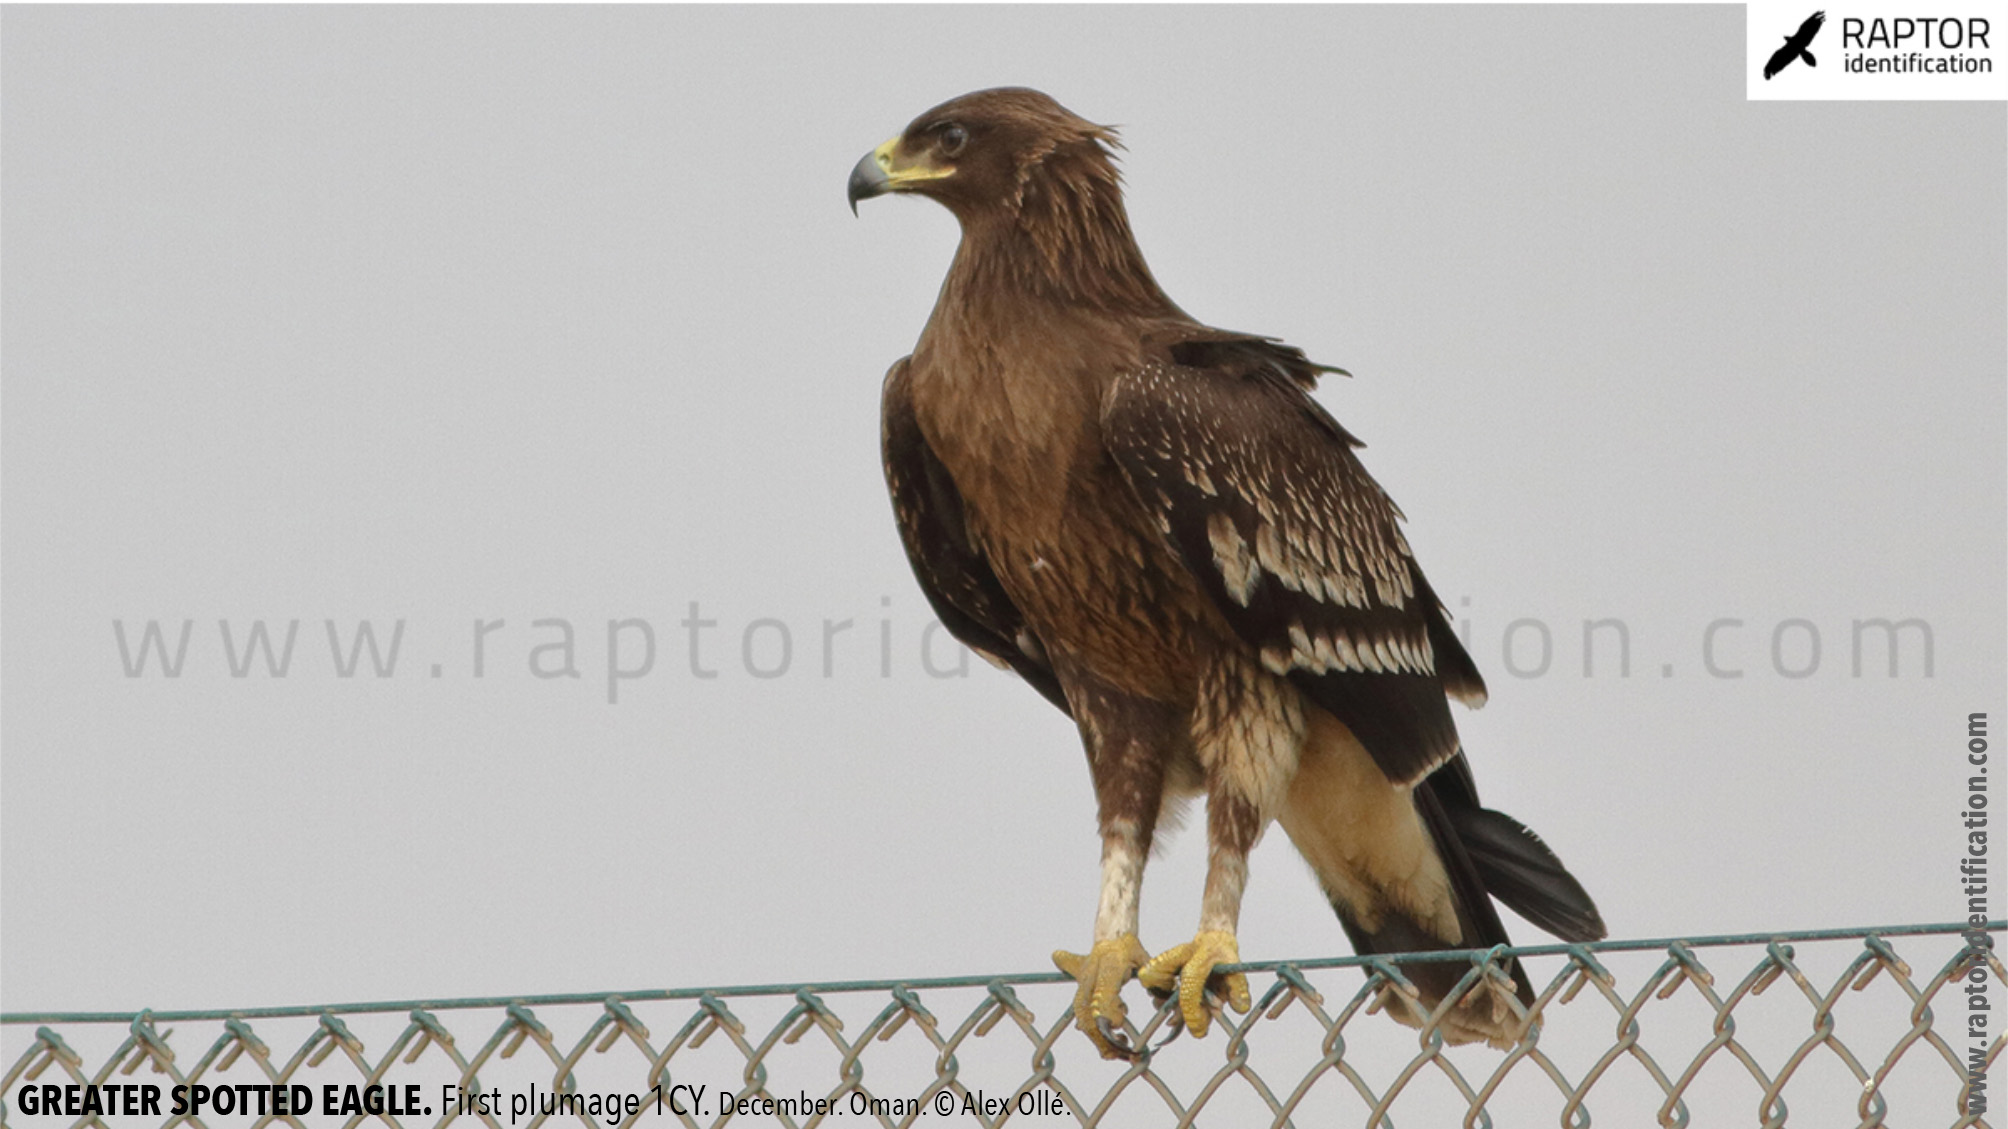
[1095,1016,1135,1059]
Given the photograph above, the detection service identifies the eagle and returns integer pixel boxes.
[848,88,1604,1058]
[1764,11,1826,80]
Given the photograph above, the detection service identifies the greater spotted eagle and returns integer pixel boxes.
[848,88,1604,1058]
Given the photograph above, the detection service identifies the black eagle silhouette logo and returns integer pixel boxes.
[1764,11,1826,79]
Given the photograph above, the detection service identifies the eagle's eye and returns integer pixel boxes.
[938,123,968,156]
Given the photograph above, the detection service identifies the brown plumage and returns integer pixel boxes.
[851,87,1603,1056]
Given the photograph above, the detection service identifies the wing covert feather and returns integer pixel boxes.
[882,358,1071,715]
[1103,343,1483,784]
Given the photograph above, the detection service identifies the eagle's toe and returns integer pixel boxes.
[1138,929,1251,1039]
[1052,934,1152,1059]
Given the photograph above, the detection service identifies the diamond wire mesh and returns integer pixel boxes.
[4,923,2001,1129]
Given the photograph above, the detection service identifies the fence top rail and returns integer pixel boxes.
[4,918,1997,1026]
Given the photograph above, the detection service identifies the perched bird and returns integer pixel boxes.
[1764,11,1826,80]
[849,88,1604,1058]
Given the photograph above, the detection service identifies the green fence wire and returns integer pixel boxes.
[4,922,2001,1128]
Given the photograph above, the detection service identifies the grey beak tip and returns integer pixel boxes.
[848,151,891,216]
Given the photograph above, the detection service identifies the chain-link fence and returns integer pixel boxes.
[4,923,2000,1128]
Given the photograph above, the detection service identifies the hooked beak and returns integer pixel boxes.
[846,136,955,216]
[847,140,895,216]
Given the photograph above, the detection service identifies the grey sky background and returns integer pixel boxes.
[3,2,2002,1029]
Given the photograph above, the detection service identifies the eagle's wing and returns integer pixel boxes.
[1763,41,1798,79]
[1103,333,1484,786]
[882,357,1071,715]
[1797,10,1826,44]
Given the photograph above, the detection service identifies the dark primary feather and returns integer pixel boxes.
[1423,749,1606,941]
[1314,749,1539,1010]
[1409,779,1537,1003]
[1450,804,1608,942]
[1334,750,1605,1009]
[882,358,1070,714]
[1102,332,1485,786]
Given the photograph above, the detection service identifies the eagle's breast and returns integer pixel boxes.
[906,295,1210,699]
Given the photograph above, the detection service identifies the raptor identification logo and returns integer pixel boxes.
[1746,1,2006,99]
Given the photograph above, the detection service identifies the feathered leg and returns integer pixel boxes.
[1142,652,1303,1036]
[1051,685,1178,1059]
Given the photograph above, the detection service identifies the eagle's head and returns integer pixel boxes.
[849,87,1169,313]
[847,87,1121,223]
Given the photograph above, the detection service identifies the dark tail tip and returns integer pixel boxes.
[1453,806,1607,943]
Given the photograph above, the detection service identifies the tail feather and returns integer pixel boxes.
[1449,804,1607,943]
[1279,718,1602,1048]
[1412,777,1538,1002]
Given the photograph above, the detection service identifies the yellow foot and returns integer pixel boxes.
[1052,934,1150,1059]
[1138,929,1252,1039]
